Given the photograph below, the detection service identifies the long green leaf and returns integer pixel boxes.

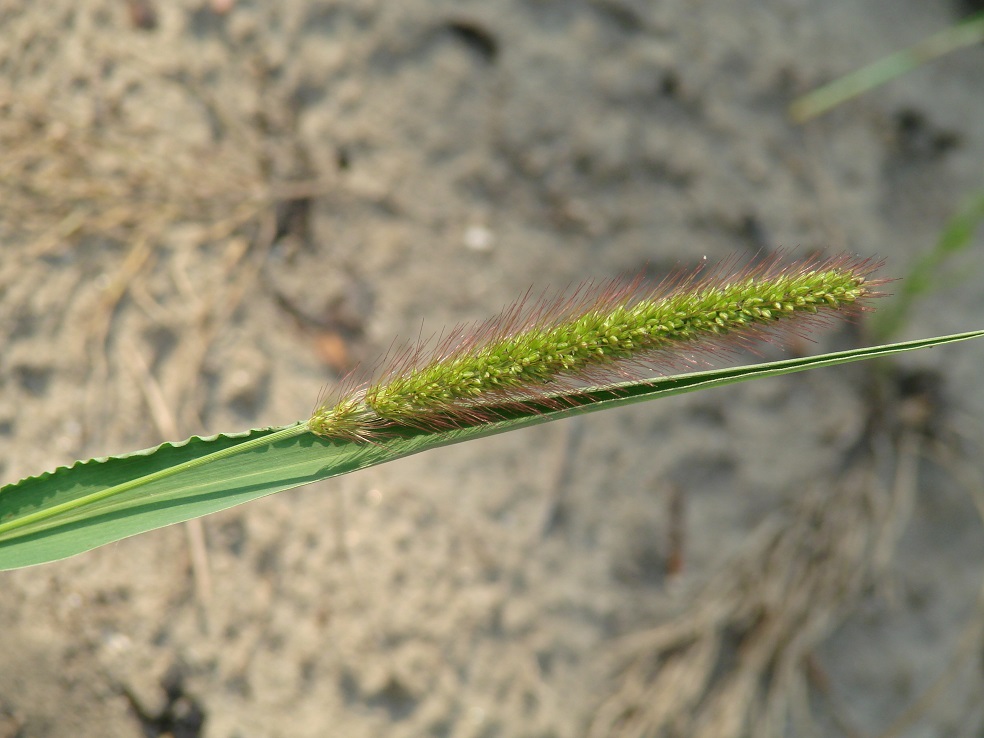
[1,330,981,570]
[874,191,984,339]
[789,11,984,122]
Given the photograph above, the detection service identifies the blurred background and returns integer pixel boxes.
[1,1,983,736]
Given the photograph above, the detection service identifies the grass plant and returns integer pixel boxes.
[0,253,981,570]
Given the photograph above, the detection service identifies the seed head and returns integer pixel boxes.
[309,254,885,441]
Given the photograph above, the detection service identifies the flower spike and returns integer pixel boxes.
[309,254,885,441]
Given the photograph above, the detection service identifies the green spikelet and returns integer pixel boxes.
[309,255,882,440]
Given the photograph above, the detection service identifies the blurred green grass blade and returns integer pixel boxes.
[2,329,982,570]
[874,191,984,339]
[790,12,984,122]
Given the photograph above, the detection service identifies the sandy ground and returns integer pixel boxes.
[1,1,984,736]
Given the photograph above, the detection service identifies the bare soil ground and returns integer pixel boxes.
[1,1,983,737]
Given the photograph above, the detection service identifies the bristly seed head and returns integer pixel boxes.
[309,254,885,441]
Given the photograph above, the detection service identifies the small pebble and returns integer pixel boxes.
[463,224,494,252]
